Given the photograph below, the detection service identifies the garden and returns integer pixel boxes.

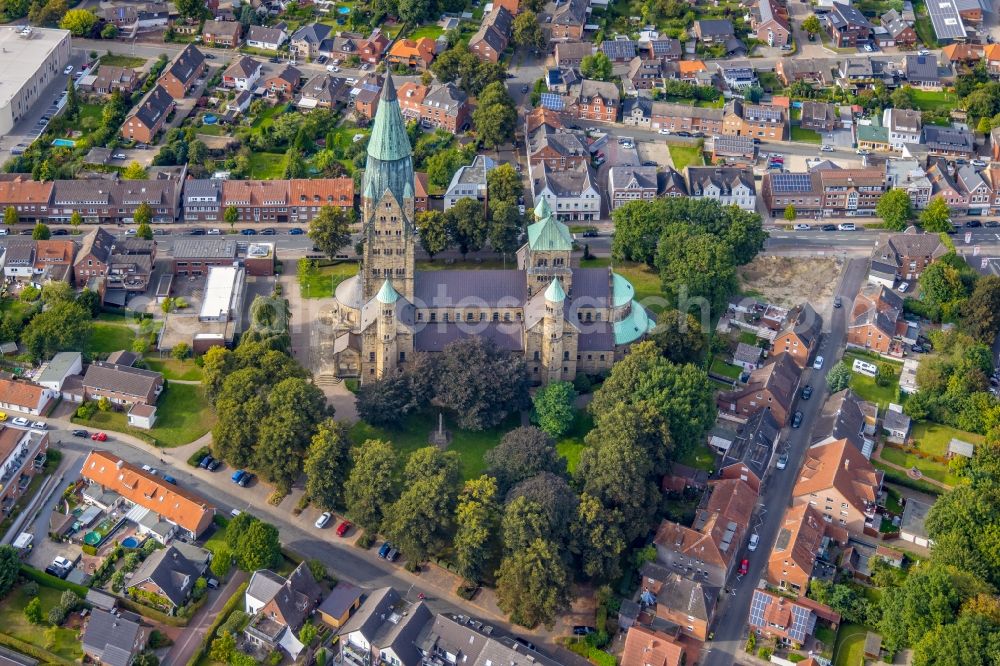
[0,582,83,662]
[843,351,901,409]
[667,142,705,171]
[298,259,359,299]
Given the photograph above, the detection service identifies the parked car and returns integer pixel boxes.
[206,578,219,589]
[898,282,910,293]
[822,224,837,231]
[966,219,982,227]
[207,228,221,235]
[987,221,1000,228]
[162,475,176,485]
[231,470,247,484]
[336,520,351,537]
[326,64,339,72]
[739,559,749,576]
[658,128,672,135]
[199,454,215,469]
[792,410,803,428]
[52,228,68,236]
[813,355,824,369]
[53,556,73,571]
[911,344,926,353]
[241,228,257,235]
[776,453,789,470]
[72,429,89,438]
[748,534,760,551]
[289,227,304,235]
[386,547,399,561]
[259,228,276,235]
[207,458,221,471]
[30,421,45,430]
[315,512,332,529]
[793,224,811,230]
[582,229,599,237]
[515,638,537,652]
[521,84,528,93]
[378,542,392,558]
[820,145,834,152]
[141,465,158,475]
[674,131,691,137]
[837,223,856,231]
[188,228,206,235]
[834,296,842,308]
[801,385,813,400]
[45,565,68,579]
[573,626,596,636]
[91,432,107,442]
[63,65,73,75]
[238,472,254,487]
[112,153,126,160]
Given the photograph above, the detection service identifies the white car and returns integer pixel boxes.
[10,418,28,427]
[838,223,856,231]
[813,355,825,369]
[748,534,760,552]
[972,159,987,167]
[0,229,7,236]
[793,223,811,230]
[207,228,221,235]
[820,145,834,152]
[52,556,73,569]
[326,65,340,72]
[30,421,46,430]
[63,65,73,75]
[141,464,158,475]
[658,128,672,135]
[315,512,331,529]
[898,281,910,293]
[346,77,357,84]
[918,49,930,55]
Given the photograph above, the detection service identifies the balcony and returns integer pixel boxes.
[343,642,371,666]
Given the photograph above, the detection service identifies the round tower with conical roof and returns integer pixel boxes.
[374,278,400,378]
[541,277,572,384]
[361,75,416,302]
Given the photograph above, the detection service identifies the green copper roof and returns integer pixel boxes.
[367,76,411,162]
[544,278,566,302]
[376,279,399,304]
[527,216,573,252]
[614,300,655,345]
[611,273,634,308]
[534,197,552,221]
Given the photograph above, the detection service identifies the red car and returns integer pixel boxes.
[335,520,352,537]
[739,559,749,576]
[91,432,108,442]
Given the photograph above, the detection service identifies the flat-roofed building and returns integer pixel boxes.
[171,238,237,275]
[200,266,245,323]
[0,27,71,136]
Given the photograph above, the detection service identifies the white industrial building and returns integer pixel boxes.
[199,266,246,323]
[0,26,72,136]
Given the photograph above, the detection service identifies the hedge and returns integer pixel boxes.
[19,565,88,596]
[0,632,75,666]
[185,581,249,666]
[188,446,211,467]
[117,596,189,627]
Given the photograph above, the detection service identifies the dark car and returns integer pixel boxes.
[674,131,692,137]
[19,229,32,235]
[822,224,837,231]
[966,220,982,228]
[188,228,206,236]
[378,542,392,558]
[515,638,537,652]
[241,228,257,235]
[946,225,959,234]
[269,56,279,63]
[801,385,813,400]
[259,227,276,235]
[207,458,221,471]
[52,228,68,235]
[199,454,214,469]
[204,53,215,59]
[573,626,596,636]
[582,229,599,237]
[911,344,926,353]
[44,565,68,579]
[987,221,1000,228]
[834,296,842,308]
[691,131,705,138]
[238,472,255,487]
[289,227,304,235]
[642,161,657,167]
[72,429,88,438]
[162,475,177,485]
[521,84,528,93]
[792,411,803,428]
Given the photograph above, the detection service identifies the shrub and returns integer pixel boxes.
[219,610,249,637]
[758,647,773,660]
[210,548,232,579]
[22,581,38,597]
[46,604,66,626]
[745,634,757,653]
[356,532,375,549]
[149,630,173,649]
[75,401,98,420]
[187,446,211,467]
[23,598,43,625]
[59,590,81,611]
[307,559,327,582]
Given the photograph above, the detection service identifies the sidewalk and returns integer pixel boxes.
[165,569,249,665]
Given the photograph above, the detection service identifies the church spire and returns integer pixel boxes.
[367,74,412,163]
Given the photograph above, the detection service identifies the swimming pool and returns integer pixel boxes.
[52,138,76,147]
[337,5,350,13]
[83,531,101,546]
[121,536,140,548]
[203,114,218,125]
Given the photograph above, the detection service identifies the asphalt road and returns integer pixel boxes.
[702,256,869,666]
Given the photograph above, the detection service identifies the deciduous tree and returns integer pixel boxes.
[512,11,545,49]
[32,223,50,240]
[344,439,398,532]
[531,381,577,437]
[571,493,626,582]
[304,419,351,511]
[453,475,501,583]
[484,426,566,493]
[59,8,95,35]
[432,337,530,430]
[580,52,612,81]
[21,300,91,360]
[649,309,706,364]
[876,188,914,231]
[962,275,1000,343]
[382,447,461,562]
[802,13,821,34]
[236,519,282,571]
[308,205,353,261]
[415,210,451,260]
[122,161,147,180]
[3,207,16,227]
[486,162,523,205]
[920,196,953,232]
[495,537,571,628]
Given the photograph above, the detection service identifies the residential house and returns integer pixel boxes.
[568,79,620,122]
[444,155,496,209]
[396,81,428,119]
[761,171,822,217]
[792,437,883,534]
[80,65,140,96]
[882,403,912,444]
[752,0,791,46]
[662,167,688,197]
[0,375,56,415]
[52,178,179,227]
[222,56,262,91]
[354,79,382,119]
[941,42,983,66]
[601,38,637,62]
[653,477,758,589]
[555,41,594,67]
[712,135,756,164]
[120,85,175,144]
[415,614,564,666]
[290,178,355,219]
[649,102,724,133]
[298,73,351,109]
[157,44,206,99]
[289,24,333,60]
[723,100,786,140]
[848,283,906,353]
[532,162,600,221]
[677,60,709,82]
[721,66,757,90]
[821,168,886,216]
[608,166,658,209]
[625,57,664,91]
[0,177,52,223]
[33,239,75,284]
[328,29,390,64]
[694,19,735,43]
[904,54,941,88]
[767,503,846,595]
[638,563,718,642]
[202,19,242,47]
[246,24,288,51]
[857,116,891,153]
[926,159,967,210]
[72,227,160,296]
[80,449,216,539]
[870,229,948,287]
[525,124,590,173]
[126,545,206,610]
[550,0,588,40]
[883,108,922,151]
[641,38,682,61]
[776,58,833,86]
[827,3,873,47]
[418,83,470,132]
[37,352,82,400]
[414,172,429,212]
[880,9,917,46]
[771,303,822,369]
[623,97,652,128]
[958,164,992,215]
[1,242,34,281]
[182,179,223,222]
[985,43,1000,74]
[800,101,837,132]
[245,563,323,658]
[620,626,686,666]
[317,582,362,628]
[717,352,802,425]
[812,388,879,458]
[899,497,933,547]
[82,608,145,666]
[222,179,291,222]
[885,159,932,210]
[338,587,433,666]
[749,590,841,643]
[386,38,436,71]
[686,166,756,212]
[837,58,892,90]
[720,408,779,492]
[83,360,163,406]
[263,65,301,99]
[733,342,764,371]
[923,125,976,158]
[470,7,513,63]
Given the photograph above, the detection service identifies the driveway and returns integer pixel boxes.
[165,569,249,666]
[702,257,869,666]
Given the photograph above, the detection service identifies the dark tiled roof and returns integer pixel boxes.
[413,269,527,306]
[132,85,174,129]
[166,44,205,83]
[83,362,161,400]
[414,322,524,352]
[129,545,201,607]
[722,408,779,481]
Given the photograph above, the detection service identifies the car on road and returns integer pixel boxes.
[125,228,137,236]
[820,145,834,152]
[582,229,599,237]
[91,432,107,442]
[792,410,803,428]
[72,429,88,438]
[521,85,528,93]
[793,224,811,230]
[241,228,257,235]
[259,227,276,235]
[674,131,691,137]
[813,355,824,369]
[658,128,672,135]
[801,385,813,400]
[112,153,126,160]
[777,453,789,470]
[378,542,392,558]
[52,228,68,235]
[289,227,304,235]
[162,475,176,485]
[748,534,760,551]
[834,296,842,308]
[336,520,351,536]
[361,63,370,71]
[738,559,749,576]
[12,417,29,428]
[30,421,45,430]
[188,227,205,235]
[315,512,332,529]
[972,160,987,168]
[207,228,221,235]
[987,221,1000,228]
[63,65,73,75]
[822,224,837,231]
[573,626,596,636]
[966,219,982,227]
[204,53,215,59]
[837,223,856,231]
[232,470,247,484]
[317,55,328,64]
[326,64,340,72]
[515,638,537,652]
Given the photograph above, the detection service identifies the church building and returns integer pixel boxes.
[330,76,655,384]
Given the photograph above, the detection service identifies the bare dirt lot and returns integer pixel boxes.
[739,255,843,317]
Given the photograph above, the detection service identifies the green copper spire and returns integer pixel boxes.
[376,279,400,304]
[544,277,566,302]
[534,197,552,221]
[362,75,416,208]
[527,215,574,251]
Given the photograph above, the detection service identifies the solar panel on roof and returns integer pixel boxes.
[540,93,564,111]
[771,173,813,193]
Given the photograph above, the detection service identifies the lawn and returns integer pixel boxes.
[738,331,767,346]
[408,25,444,40]
[790,125,822,144]
[349,412,519,481]
[144,356,204,381]
[251,103,290,131]
[99,54,147,68]
[0,584,82,661]
[880,446,961,486]
[203,522,228,555]
[299,261,358,299]
[844,352,900,409]
[833,623,868,666]
[911,89,957,112]
[195,123,227,136]
[86,321,136,355]
[911,0,938,47]
[909,421,984,457]
[710,356,742,380]
[677,441,717,472]
[249,151,288,179]
[76,382,216,448]
[329,125,371,151]
[556,410,594,474]
[667,143,705,171]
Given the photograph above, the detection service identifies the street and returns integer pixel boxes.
[702,257,868,666]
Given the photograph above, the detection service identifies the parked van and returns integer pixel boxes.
[852,358,878,377]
